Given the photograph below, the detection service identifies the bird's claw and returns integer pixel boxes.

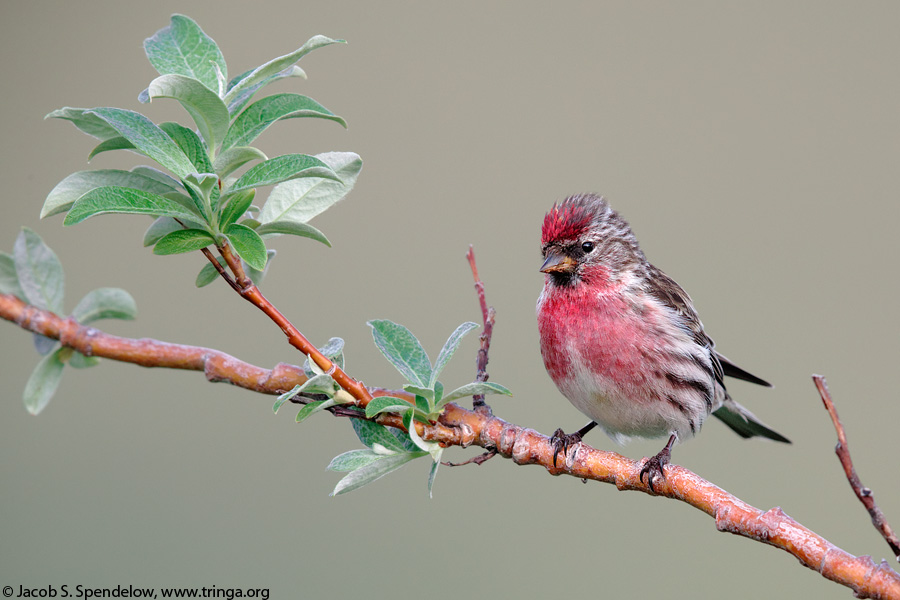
[639,445,672,493]
[550,428,583,468]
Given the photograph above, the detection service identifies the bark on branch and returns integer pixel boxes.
[2,291,899,599]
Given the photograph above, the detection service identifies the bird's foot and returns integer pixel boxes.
[640,434,677,493]
[550,428,583,468]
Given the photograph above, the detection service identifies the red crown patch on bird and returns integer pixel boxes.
[541,194,599,244]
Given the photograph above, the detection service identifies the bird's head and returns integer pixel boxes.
[540,193,644,287]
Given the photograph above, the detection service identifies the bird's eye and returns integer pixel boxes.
[581,241,594,253]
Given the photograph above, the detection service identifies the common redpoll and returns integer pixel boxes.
[536,193,789,489]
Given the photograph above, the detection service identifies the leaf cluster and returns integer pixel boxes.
[0,229,137,414]
[43,15,361,283]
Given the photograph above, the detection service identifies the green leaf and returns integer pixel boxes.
[143,75,230,151]
[71,288,137,324]
[223,35,343,110]
[159,122,214,174]
[427,449,443,498]
[143,216,201,247]
[390,428,421,453]
[87,136,139,160]
[440,381,513,405]
[365,396,413,419]
[68,352,100,369]
[42,169,181,219]
[153,229,217,255]
[222,93,346,151]
[350,419,408,454]
[14,228,64,314]
[144,14,227,94]
[33,335,57,356]
[297,373,338,396]
[402,411,441,460]
[273,385,300,413]
[218,189,255,228]
[45,107,120,140]
[327,449,389,472]
[254,221,330,247]
[23,347,66,415]
[431,322,479,386]
[213,146,267,179]
[367,320,432,387]
[302,337,345,378]
[245,249,275,286]
[229,154,339,195]
[295,398,335,423]
[226,65,306,116]
[195,259,222,288]
[64,186,204,226]
[0,252,26,299]
[402,385,435,402]
[330,451,426,496]
[223,223,267,271]
[130,166,183,190]
[259,152,362,224]
[84,108,197,178]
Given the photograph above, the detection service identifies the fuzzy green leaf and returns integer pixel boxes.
[259,152,361,225]
[254,221,330,247]
[0,252,26,299]
[226,65,306,116]
[427,449,443,498]
[330,452,425,496]
[222,93,345,150]
[403,410,440,455]
[364,396,413,419]
[327,449,389,472]
[367,320,432,387]
[245,249,275,286]
[14,228,64,314]
[23,348,66,415]
[87,136,139,160]
[431,322,479,386]
[301,337,344,378]
[159,122,214,174]
[295,398,335,423]
[144,75,230,151]
[350,419,409,454]
[224,35,343,110]
[33,335,57,356]
[153,229,217,255]
[42,169,181,219]
[218,189,255,228]
[228,154,339,195]
[440,381,513,405]
[64,186,204,225]
[213,146,267,179]
[195,258,223,288]
[84,108,197,178]
[223,223,267,270]
[142,216,202,247]
[68,352,100,369]
[144,15,226,93]
[71,288,137,324]
[45,107,121,140]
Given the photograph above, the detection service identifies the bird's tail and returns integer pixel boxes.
[712,397,791,443]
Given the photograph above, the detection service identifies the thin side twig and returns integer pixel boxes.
[813,374,900,562]
[466,245,496,416]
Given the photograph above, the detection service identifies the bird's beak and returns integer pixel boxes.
[540,251,577,274]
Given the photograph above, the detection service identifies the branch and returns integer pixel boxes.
[814,375,900,561]
[3,292,899,599]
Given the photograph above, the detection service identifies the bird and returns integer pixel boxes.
[536,193,789,490]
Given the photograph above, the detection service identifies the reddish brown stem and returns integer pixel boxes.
[205,243,373,406]
[466,245,495,415]
[813,375,900,562]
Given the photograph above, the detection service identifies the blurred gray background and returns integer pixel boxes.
[2,2,898,598]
